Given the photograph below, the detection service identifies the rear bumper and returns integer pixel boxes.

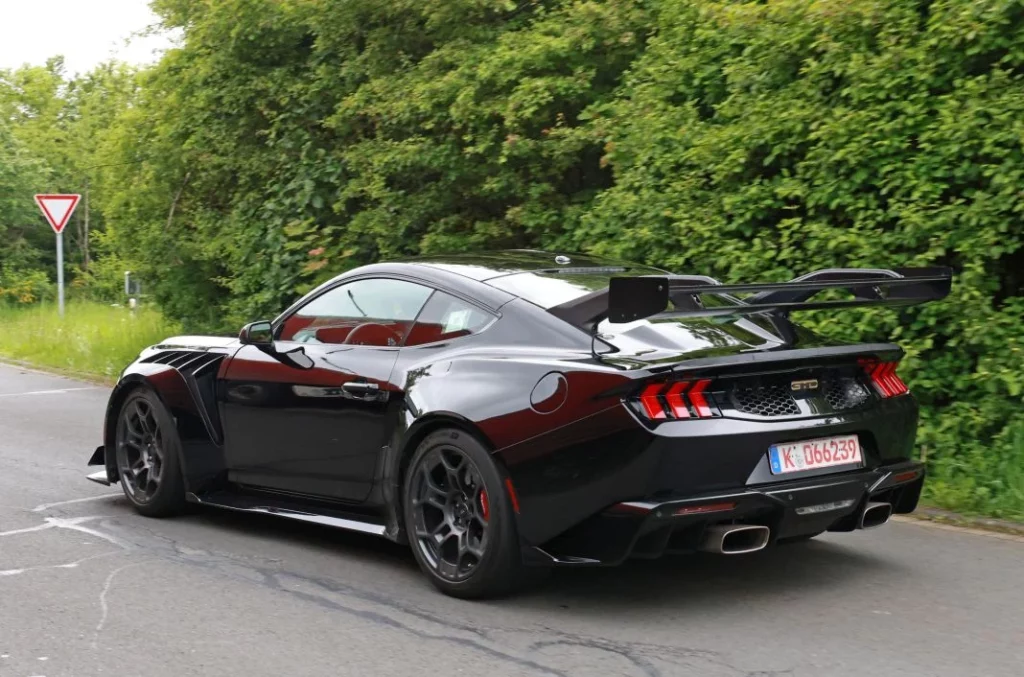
[526,460,924,566]
[506,395,920,546]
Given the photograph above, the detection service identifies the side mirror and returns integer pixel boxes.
[239,321,274,346]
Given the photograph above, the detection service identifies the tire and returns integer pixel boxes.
[114,388,187,518]
[403,428,529,599]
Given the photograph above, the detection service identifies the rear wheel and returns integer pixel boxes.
[404,429,527,598]
[114,389,187,517]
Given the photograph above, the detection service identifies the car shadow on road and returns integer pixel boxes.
[516,539,907,612]
[177,505,906,612]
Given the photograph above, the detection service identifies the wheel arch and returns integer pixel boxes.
[385,412,500,544]
[102,370,218,490]
[101,377,146,482]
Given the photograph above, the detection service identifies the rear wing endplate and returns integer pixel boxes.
[552,267,952,326]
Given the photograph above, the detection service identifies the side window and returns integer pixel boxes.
[277,278,432,346]
[404,292,495,347]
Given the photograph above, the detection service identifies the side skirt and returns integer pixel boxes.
[186,490,388,537]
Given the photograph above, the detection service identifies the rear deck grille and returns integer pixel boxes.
[822,377,870,411]
[731,383,801,417]
[729,372,870,418]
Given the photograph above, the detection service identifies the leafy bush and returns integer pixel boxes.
[90,0,1022,516]
[572,0,1024,517]
[0,267,53,304]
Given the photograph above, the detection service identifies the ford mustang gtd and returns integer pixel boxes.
[86,251,951,597]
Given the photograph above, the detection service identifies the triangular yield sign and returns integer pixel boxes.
[34,194,81,234]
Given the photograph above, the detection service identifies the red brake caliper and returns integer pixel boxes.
[479,489,490,522]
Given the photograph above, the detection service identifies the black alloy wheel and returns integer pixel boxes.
[116,397,165,502]
[410,447,491,581]
[404,429,532,598]
[114,389,186,517]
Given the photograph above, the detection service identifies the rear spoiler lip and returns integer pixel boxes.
[655,267,951,298]
[649,342,905,374]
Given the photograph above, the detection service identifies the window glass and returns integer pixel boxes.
[278,278,432,346]
[404,292,495,347]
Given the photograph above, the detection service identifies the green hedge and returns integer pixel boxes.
[99,0,1022,517]
[573,0,1024,517]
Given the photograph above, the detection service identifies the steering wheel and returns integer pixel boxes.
[343,322,403,346]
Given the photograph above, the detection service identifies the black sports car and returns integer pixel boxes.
[87,250,951,597]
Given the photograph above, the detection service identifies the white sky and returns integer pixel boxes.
[0,0,178,75]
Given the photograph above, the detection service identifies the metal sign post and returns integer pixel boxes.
[56,230,65,316]
[33,194,81,318]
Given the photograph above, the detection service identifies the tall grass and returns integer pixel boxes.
[0,302,181,380]
[925,420,1024,522]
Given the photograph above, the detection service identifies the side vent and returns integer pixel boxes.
[141,350,226,442]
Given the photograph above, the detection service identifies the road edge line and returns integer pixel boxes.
[893,514,1024,543]
[0,357,115,387]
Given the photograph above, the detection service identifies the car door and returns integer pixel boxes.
[219,277,434,503]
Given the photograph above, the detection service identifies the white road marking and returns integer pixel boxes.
[92,562,145,649]
[0,516,132,549]
[0,551,120,578]
[31,494,119,513]
[0,387,100,398]
[0,522,54,538]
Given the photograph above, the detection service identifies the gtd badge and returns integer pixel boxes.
[791,379,819,392]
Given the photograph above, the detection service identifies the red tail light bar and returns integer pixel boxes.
[637,379,717,420]
[860,359,909,398]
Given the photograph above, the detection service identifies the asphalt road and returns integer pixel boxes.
[1,362,1022,677]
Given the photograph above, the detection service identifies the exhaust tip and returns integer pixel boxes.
[859,501,893,529]
[700,524,771,555]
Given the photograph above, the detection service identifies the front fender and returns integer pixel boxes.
[101,361,227,492]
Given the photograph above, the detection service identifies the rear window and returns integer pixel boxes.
[486,266,666,309]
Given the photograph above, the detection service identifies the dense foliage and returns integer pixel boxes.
[1,0,1021,516]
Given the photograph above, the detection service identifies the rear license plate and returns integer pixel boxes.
[768,434,862,475]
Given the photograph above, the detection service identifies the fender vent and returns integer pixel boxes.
[142,350,223,377]
[140,350,226,441]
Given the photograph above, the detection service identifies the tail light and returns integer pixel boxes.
[635,379,718,420]
[859,359,909,398]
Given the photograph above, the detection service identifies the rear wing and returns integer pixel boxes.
[550,267,952,326]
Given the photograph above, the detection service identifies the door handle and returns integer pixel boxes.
[342,382,379,395]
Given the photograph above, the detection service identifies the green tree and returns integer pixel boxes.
[0,121,53,302]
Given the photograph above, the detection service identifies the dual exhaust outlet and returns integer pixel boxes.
[697,501,893,555]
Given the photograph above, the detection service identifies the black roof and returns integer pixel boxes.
[400,249,666,281]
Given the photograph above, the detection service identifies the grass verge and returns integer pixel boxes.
[0,302,180,380]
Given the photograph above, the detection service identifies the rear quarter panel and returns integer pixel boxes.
[388,328,649,545]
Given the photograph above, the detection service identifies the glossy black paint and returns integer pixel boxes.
[219,342,400,502]
[92,250,928,564]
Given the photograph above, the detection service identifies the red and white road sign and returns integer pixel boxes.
[34,194,81,234]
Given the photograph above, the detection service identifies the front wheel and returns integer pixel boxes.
[404,429,529,598]
[114,388,187,517]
